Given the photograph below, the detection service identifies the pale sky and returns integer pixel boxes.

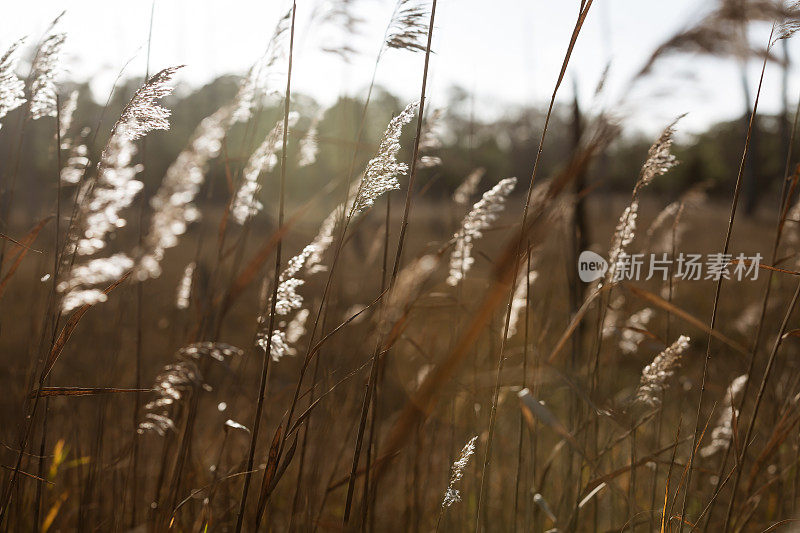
[2,0,799,137]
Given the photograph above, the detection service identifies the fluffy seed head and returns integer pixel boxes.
[447,177,517,286]
[29,32,66,120]
[0,39,27,129]
[636,335,690,407]
[351,102,418,216]
[441,435,477,508]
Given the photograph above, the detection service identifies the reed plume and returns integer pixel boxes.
[419,108,443,169]
[606,117,681,283]
[775,1,800,42]
[447,177,517,286]
[700,374,748,457]
[175,262,195,310]
[636,335,690,407]
[138,343,242,436]
[29,31,66,120]
[60,128,90,184]
[136,104,231,279]
[620,307,654,354]
[441,435,477,508]
[507,268,537,337]
[298,115,319,167]
[58,89,78,140]
[59,66,182,310]
[386,0,431,53]
[231,113,297,225]
[0,39,26,130]
[351,101,418,215]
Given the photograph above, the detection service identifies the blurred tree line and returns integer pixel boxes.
[0,73,790,220]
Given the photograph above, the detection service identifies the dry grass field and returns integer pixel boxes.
[5,1,800,532]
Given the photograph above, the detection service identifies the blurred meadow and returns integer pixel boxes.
[5,1,800,532]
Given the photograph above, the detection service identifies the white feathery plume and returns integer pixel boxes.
[447,177,517,286]
[700,374,748,457]
[307,204,342,272]
[59,67,181,311]
[257,329,292,362]
[602,295,626,338]
[60,128,90,184]
[0,39,26,130]
[175,261,196,310]
[605,116,681,284]
[58,89,78,140]
[72,66,182,256]
[256,105,418,354]
[635,335,690,407]
[58,253,133,312]
[138,343,242,435]
[441,435,477,508]
[115,65,183,141]
[285,308,309,345]
[72,126,143,256]
[29,32,66,120]
[507,269,537,337]
[254,203,345,350]
[386,0,431,53]
[298,116,320,167]
[620,307,654,354]
[452,167,485,205]
[607,202,639,283]
[351,102,418,215]
[136,104,231,280]
[637,116,681,190]
[418,108,443,169]
[231,112,298,225]
[264,308,310,360]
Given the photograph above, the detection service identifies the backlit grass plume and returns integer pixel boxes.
[138,343,242,436]
[701,374,748,457]
[254,101,419,351]
[231,113,297,225]
[60,66,182,311]
[419,108,443,168]
[351,101,418,216]
[605,116,681,283]
[175,261,196,310]
[72,65,182,257]
[136,105,232,279]
[447,177,517,286]
[0,39,26,129]
[620,307,654,354]
[298,115,320,167]
[507,268,537,337]
[386,0,431,53]
[441,435,477,508]
[636,335,690,407]
[29,31,66,120]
